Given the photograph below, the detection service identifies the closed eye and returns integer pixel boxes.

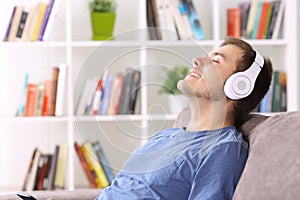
[212,60,219,63]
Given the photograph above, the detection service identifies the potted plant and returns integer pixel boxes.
[158,66,189,114]
[89,0,116,40]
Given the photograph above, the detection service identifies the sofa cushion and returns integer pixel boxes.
[233,111,300,200]
[0,189,102,200]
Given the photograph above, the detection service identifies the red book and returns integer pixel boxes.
[227,7,241,38]
[42,80,52,116]
[257,2,269,39]
[74,142,97,188]
[24,83,38,116]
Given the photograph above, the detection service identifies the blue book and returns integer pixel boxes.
[92,141,115,184]
[98,74,113,115]
[250,1,263,39]
[181,0,205,40]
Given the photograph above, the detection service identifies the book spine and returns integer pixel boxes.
[81,143,109,188]
[55,64,67,116]
[3,6,16,41]
[38,0,55,41]
[31,2,48,41]
[227,7,241,38]
[182,0,205,40]
[8,6,24,41]
[48,67,59,116]
[74,142,97,188]
[16,11,28,39]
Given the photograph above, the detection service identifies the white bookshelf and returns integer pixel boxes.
[0,0,298,192]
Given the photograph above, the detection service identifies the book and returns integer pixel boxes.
[250,1,263,39]
[30,2,48,41]
[74,142,97,188]
[17,73,29,116]
[42,0,61,41]
[8,5,24,41]
[266,1,281,39]
[46,145,59,190]
[262,3,274,39]
[35,82,45,116]
[98,74,113,115]
[81,142,110,188]
[38,0,56,41]
[3,6,16,41]
[239,2,251,38]
[21,6,37,41]
[181,0,205,40]
[128,70,141,114]
[54,143,68,189]
[177,1,194,40]
[15,10,29,39]
[155,0,178,40]
[169,0,193,40]
[110,73,124,115]
[146,0,161,40]
[117,69,135,114]
[271,1,285,39]
[90,79,103,115]
[245,0,258,38]
[24,83,38,116]
[48,67,59,116]
[256,2,269,39]
[55,64,67,116]
[25,148,42,191]
[75,77,98,115]
[41,80,52,116]
[21,148,38,191]
[227,7,241,38]
[92,141,115,184]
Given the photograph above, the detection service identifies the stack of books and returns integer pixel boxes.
[3,0,60,42]
[146,0,205,41]
[22,143,68,191]
[75,68,141,116]
[16,64,67,117]
[227,0,285,39]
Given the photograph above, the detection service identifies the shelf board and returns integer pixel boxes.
[74,114,177,122]
[69,40,217,48]
[0,41,68,48]
[0,116,69,122]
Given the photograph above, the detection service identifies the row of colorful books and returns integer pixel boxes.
[146,0,205,41]
[3,0,60,42]
[74,141,115,188]
[227,0,285,39]
[22,143,68,191]
[16,64,67,117]
[75,68,141,116]
[258,70,287,113]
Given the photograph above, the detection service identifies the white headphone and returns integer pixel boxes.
[224,50,264,100]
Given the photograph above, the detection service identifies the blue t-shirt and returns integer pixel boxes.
[97,126,248,200]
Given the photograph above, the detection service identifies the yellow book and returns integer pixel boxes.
[54,143,68,189]
[30,2,47,41]
[81,142,109,188]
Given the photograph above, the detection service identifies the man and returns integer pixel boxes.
[96,37,273,199]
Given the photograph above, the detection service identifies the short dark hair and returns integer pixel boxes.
[220,37,273,129]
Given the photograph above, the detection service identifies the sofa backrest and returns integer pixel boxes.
[174,109,300,200]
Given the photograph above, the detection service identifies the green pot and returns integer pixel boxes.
[90,12,116,40]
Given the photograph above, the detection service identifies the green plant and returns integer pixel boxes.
[89,0,116,12]
[158,66,189,95]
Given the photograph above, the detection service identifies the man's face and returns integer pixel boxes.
[178,44,244,101]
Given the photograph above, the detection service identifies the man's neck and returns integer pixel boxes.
[186,98,235,132]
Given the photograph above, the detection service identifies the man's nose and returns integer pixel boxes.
[192,57,211,68]
[192,57,202,68]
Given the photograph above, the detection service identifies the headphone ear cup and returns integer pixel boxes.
[224,72,252,100]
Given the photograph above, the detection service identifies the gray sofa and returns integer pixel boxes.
[2,111,300,200]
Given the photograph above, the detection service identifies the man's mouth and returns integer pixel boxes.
[188,68,201,78]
